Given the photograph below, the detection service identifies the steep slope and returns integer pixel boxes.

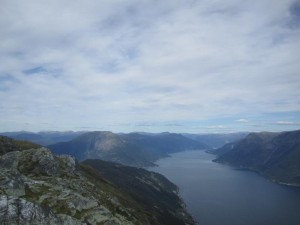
[0,145,196,225]
[48,131,207,167]
[83,159,195,225]
[214,130,300,186]
[209,132,277,156]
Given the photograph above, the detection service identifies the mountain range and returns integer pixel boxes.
[48,131,208,167]
[0,131,85,146]
[0,135,196,225]
[1,130,246,153]
[213,130,300,186]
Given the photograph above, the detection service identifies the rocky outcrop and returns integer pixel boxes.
[0,144,196,225]
[0,195,81,225]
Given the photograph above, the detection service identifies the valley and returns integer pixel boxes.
[1,129,300,225]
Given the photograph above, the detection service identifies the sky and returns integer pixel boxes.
[0,0,300,133]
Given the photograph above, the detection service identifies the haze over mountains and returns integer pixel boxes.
[213,130,300,186]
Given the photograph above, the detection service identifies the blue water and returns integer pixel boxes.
[150,150,300,225]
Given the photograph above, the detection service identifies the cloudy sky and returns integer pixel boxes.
[0,0,300,133]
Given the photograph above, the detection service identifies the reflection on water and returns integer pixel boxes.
[150,150,300,225]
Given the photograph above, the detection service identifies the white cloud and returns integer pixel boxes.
[0,0,299,132]
[236,119,249,123]
[275,121,300,126]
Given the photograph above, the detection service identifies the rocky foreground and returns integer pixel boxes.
[0,136,196,225]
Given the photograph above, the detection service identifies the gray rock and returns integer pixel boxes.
[0,148,78,177]
[0,147,196,225]
[0,195,82,225]
[0,171,26,197]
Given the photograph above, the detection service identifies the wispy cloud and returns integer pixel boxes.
[274,121,300,126]
[0,0,299,132]
[236,119,249,123]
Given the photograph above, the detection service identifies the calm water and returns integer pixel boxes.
[150,150,300,225]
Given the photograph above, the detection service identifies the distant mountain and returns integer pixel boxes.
[0,138,195,225]
[0,131,86,145]
[124,132,208,154]
[182,132,248,149]
[49,131,156,167]
[48,131,207,167]
[214,130,300,186]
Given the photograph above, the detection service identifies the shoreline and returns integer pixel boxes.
[213,160,300,188]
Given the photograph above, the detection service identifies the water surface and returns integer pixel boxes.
[151,150,300,225]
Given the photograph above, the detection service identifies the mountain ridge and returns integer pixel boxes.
[48,131,207,167]
[213,130,300,186]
